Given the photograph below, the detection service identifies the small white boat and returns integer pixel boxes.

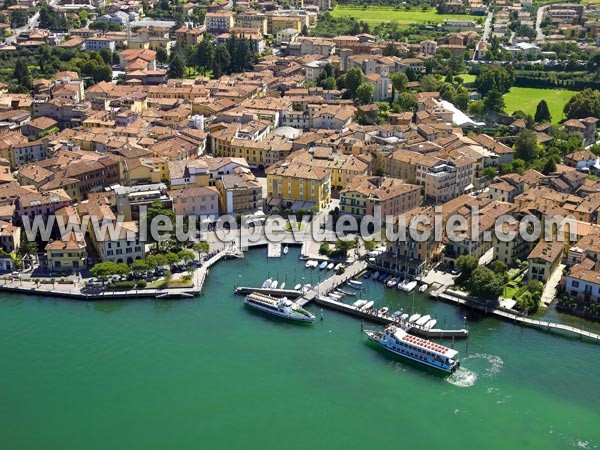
[262,278,272,289]
[348,279,364,289]
[416,315,431,326]
[305,260,312,268]
[386,278,398,288]
[327,262,334,270]
[271,280,278,289]
[294,284,302,290]
[329,293,342,301]
[373,271,380,279]
[302,284,311,294]
[396,280,407,290]
[378,307,389,315]
[408,313,421,323]
[426,319,437,329]
[334,263,343,271]
[400,313,409,321]
[419,284,428,293]
[353,300,367,308]
[305,260,318,269]
[334,290,345,297]
[361,301,375,311]
[403,281,418,292]
[319,261,328,270]
[280,282,286,289]
[283,245,289,255]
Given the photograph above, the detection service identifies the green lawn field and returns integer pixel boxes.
[330,6,480,25]
[457,73,477,83]
[503,87,578,124]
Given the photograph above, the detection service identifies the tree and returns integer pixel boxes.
[563,89,600,120]
[394,92,417,112]
[489,260,507,275]
[196,36,215,75]
[468,266,504,300]
[483,166,498,180]
[99,47,113,65]
[156,46,168,65]
[168,53,185,79]
[483,89,505,113]
[212,44,230,79]
[319,76,336,90]
[390,72,408,93]
[90,261,128,280]
[454,90,469,111]
[534,99,551,123]
[355,82,374,105]
[475,65,514,96]
[13,59,32,91]
[344,67,364,98]
[178,249,195,263]
[514,129,538,162]
[542,158,557,175]
[405,67,417,82]
[193,241,210,254]
[468,100,485,118]
[130,259,149,275]
[420,74,440,92]
[144,201,175,249]
[10,9,28,28]
[456,255,478,282]
[165,252,180,268]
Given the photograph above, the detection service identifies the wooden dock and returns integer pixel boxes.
[267,243,281,258]
[431,289,600,343]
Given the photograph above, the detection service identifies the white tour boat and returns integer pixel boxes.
[245,293,315,323]
[364,325,460,373]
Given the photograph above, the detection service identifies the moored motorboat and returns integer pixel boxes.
[400,313,409,321]
[378,307,389,316]
[245,293,315,323]
[419,284,428,293]
[319,261,328,270]
[386,278,398,288]
[408,313,421,323]
[262,278,272,289]
[280,282,286,289]
[294,283,302,290]
[403,281,418,292]
[270,280,278,289]
[363,325,460,373]
[361,301,375,311]
[353,299,368,308]
[396,279,408,290]
[283,245,289,255]
[415,315,431,326]
[426,319,437,329]
[373,271,380,279]
[348,279,364,289]
[327,262,334,270]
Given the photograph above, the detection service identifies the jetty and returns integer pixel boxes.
[313,295,469,339]
[431,288,600,342]
[296,260,368,307]
[234,286,303,298]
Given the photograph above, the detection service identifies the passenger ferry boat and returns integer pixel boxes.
[364,325,460,373]
[244,292,315,323]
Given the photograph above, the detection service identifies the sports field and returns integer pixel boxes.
[330,6,480,25]
[503,87,578,124]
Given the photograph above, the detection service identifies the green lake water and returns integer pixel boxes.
[1,247,599,450]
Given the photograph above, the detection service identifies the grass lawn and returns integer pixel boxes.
[330,6,480,25]
[457,73,476,83]
[503,87,578,124]
[503,281,519,299]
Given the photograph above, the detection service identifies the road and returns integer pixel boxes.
[5,0,57,44]
[472,11,493,62]
[535,4,550,42]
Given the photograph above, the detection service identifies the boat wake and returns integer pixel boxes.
[446,367,477,387]
[446,353,504,388]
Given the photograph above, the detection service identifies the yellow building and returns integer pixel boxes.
[266,161,331,211]
[125,157,170,185]
[45,232,87,272]
[268,16,304,34]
